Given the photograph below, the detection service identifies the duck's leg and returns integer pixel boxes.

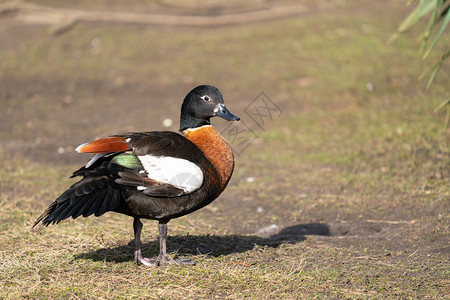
[157,221,196,266]
[133,218,195,266]
[133,217,158,266]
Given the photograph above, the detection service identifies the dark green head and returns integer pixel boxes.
[179,85,240,131]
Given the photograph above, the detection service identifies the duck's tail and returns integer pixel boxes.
[33,168,123,227]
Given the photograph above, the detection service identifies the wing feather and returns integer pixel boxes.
[76,136,130,153]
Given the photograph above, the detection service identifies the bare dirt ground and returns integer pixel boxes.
[0,0,448,298]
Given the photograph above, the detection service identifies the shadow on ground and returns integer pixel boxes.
[74,223,330,263]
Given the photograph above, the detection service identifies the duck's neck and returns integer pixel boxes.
[179,113,210,132]
[183,125,234,189]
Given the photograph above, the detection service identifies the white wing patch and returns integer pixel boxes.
[137,155,204,193]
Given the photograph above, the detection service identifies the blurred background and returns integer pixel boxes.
[1,0,448,165]
[0,0,448,298]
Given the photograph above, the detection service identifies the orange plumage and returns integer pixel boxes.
[183,125,235,189]
[76,136,130,153]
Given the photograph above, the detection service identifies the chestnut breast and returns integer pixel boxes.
[183,125,235,190]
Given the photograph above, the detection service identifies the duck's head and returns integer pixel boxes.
[179,85,240,131]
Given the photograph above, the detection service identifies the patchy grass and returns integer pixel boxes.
[0,0,448,298]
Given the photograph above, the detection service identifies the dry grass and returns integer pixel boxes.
[0,0,449,298]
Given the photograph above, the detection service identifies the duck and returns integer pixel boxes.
[33,85,240,266]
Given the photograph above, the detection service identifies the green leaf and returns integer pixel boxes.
[424,47,450,90]
[423,7,450,59]
[388,0,438,43]
[419,0,443,52]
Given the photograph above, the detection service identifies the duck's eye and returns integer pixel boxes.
[201,95,210,102]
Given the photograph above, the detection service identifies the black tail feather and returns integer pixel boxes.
[33,176,123,227]
[45,201,70,223]
[83,189,106,218]
[72,195,96,219]
[57,194,82,221]
[33,201,58,228]
[108,189,121,214]
[64,196,89,220]
[95,188,111,217]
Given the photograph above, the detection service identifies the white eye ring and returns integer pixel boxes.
[201,95,211,102]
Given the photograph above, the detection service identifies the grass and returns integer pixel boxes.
[0,0,449,298]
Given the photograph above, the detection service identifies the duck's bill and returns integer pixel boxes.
[215,104,240,121]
